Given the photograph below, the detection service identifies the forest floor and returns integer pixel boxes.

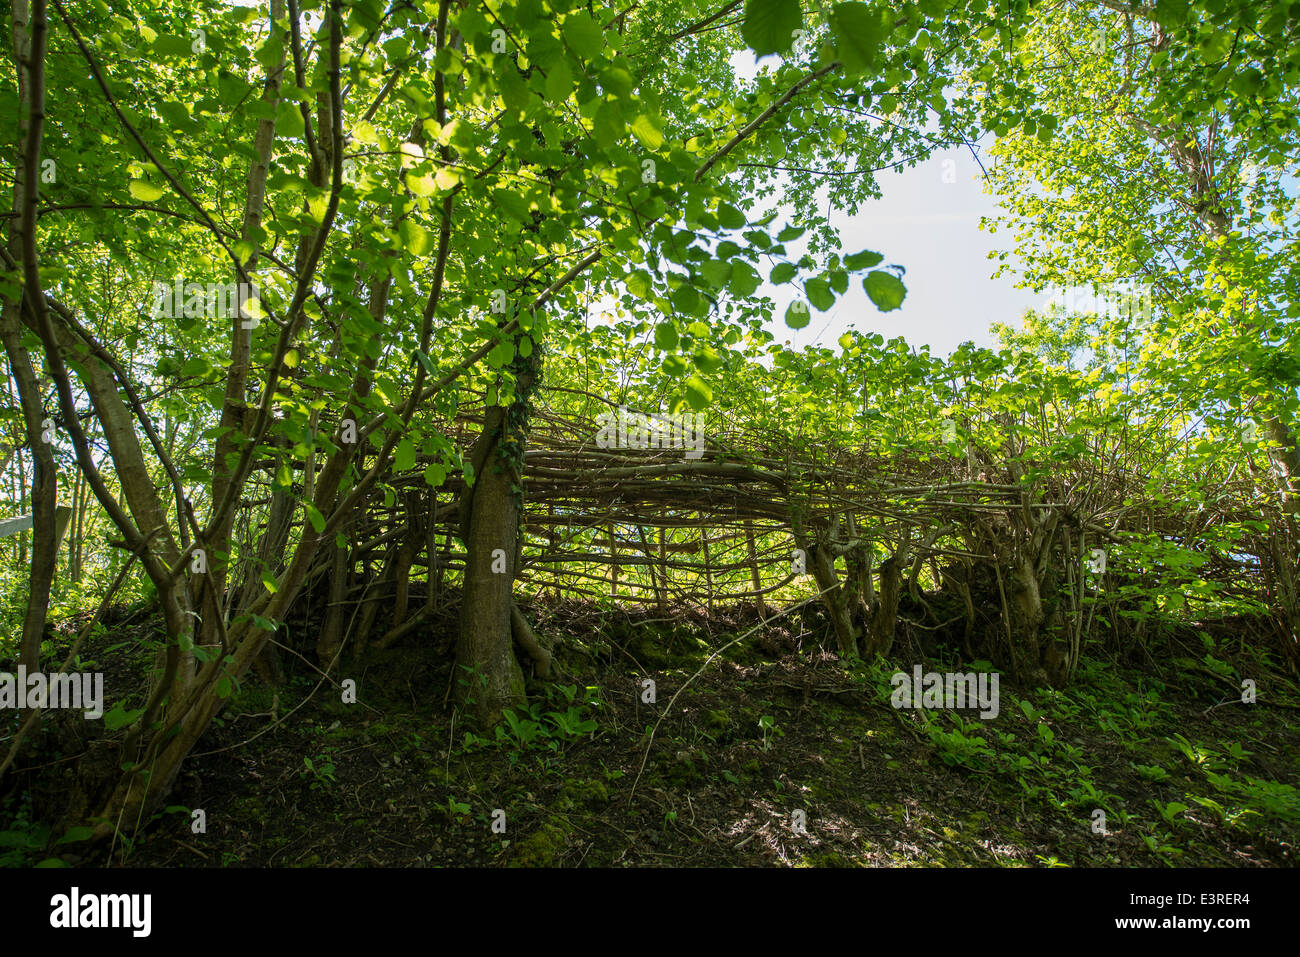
[7,598,1300,867]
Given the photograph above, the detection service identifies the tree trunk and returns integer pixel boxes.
[607,524,618,599]
[454,334,539,725]
[745,520,763,616]
[3,0,57,672]
[867,545,907,657]
[204,0,287,608]
[316,526,349,665]
[795,525,859,659]
[657,526,669,613]
[700,519,714,615]
[456,404,527,724]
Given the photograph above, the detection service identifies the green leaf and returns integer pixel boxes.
[407,172,437,197]
[716,203,747,229]
[663,354,689,376]
[593,100,624,149]
[424,463,448,487]
[261,570,279,594]
[601,65,635,98]
[414,350,437,376]
[693,346,725,373]
[399,220,434,256]
[154,34,195,58]
[562,12,604,59]
[700,259,733,288]
[785,299,811,328]
[630,113,664,149]
[128,179,165,202]
[683,375,712,410]
[741,0,803,57]
[499,64,531,113]
[804,276,835,311]
[488,339,515,369]
[729,262,760,297]
[56,826,96,845]
[395,438,417,472]
[353,120,379,145]
[654,322,679,351]
[255,33,285,69]
[457,7,490,42]
[545,59,575,103]
[626,269,653,300]
[275,99,305,139]
[863,270,906,311]
[103,702,143,731]
[830,2,887,75]
[770,262,797,283]
[670,284,702,316]
[304,502,326,534]
[494,189,531,222]
[844,248,884,270]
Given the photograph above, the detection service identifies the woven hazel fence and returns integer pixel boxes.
[224,388,1298,676]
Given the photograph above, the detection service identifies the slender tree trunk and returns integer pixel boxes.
[657,526,669,613]
[69,464,86,580]
[794,525,859,658]
[205,0,287,606]
[867,542,910,657]
[3,0,58,672]
[700,518,714,615]
[455,337,539,725]
[608,524,618,599]
[16,439,27,566]
[456,405,527,724]
[391,532,416,632]
[744,520,763,616]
